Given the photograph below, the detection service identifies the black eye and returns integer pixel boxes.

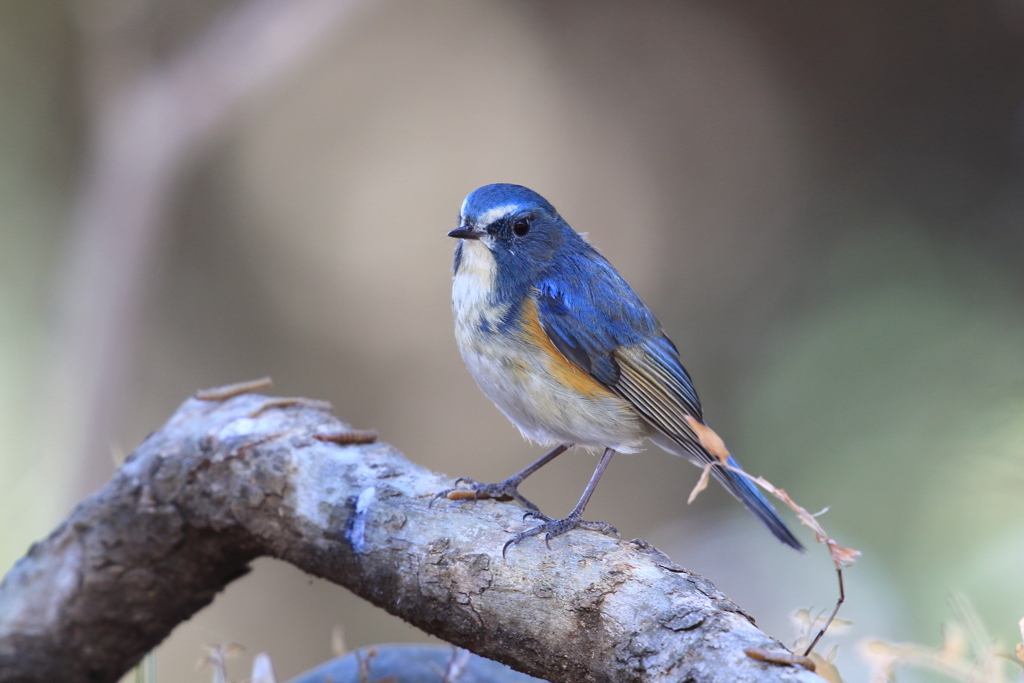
[512,218,530,236]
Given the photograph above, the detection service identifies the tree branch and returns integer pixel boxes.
[0,392,821,683]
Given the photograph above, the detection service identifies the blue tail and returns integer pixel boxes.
[716,456,804,551]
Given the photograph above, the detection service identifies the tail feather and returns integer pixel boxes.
[714,456,804,551]
[648,431,804,550]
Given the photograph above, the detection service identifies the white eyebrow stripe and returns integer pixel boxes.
[471,204,520,227]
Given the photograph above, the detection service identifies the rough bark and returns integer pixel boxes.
[0,392,822,683]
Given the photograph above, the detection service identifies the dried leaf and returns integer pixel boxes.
[251,653,277,683]
[331,625,346,657]
[825,618,853,635]
[197,643,244,683]
[859,640,904,683]
[683,415,731,463]
[447,489,485,501]
[687,463,713,503]
[828,541,861,568]
[1017,617,1024,664]
[195,376,273,401]
[790,608,812,638]
[722,463,861,569]
[808,652,844,683]
[859,597,1020,683]
[222,643,245,658]
[744,647,816,671]
[110,443,126,467]
[442,648,472,682]
[248,397,332,418]
[315,429,378,445]
[938,622,968,666]
[356,647,378,683]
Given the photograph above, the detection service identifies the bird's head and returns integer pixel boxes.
[449,184,573,275]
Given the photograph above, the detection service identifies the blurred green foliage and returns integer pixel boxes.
[740,226,1024,646]
[0,2,78,573]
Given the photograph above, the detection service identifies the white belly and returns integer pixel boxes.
[452,241,644,451]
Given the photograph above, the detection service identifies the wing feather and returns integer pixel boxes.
[614,341,702,424]
[533,263,804,550]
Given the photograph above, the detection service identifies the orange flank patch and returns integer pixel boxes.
[519,297,614,399]
[683,415,731,463]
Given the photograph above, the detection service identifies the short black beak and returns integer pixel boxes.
[447,226,480,240]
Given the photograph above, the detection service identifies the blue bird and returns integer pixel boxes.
[440,183,803,553]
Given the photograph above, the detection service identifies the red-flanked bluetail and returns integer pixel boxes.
[438,183,803,554]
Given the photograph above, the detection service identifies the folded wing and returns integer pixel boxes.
[535,261,803,550]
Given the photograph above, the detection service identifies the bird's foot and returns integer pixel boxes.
[431,477,543,516]
[502,511,619,557]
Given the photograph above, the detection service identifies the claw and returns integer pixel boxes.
[522,509,551,523]
[501,514,618,557]
[434,444,570,530]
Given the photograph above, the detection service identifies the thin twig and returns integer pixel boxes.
[803,568,845,657]
[689,460,857,660]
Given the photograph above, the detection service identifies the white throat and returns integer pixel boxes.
[452,239,505,329]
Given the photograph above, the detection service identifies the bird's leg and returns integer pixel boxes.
[503,447,619,556]
[432,443,569,516]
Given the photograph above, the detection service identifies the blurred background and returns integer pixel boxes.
[3,0,1024,680]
